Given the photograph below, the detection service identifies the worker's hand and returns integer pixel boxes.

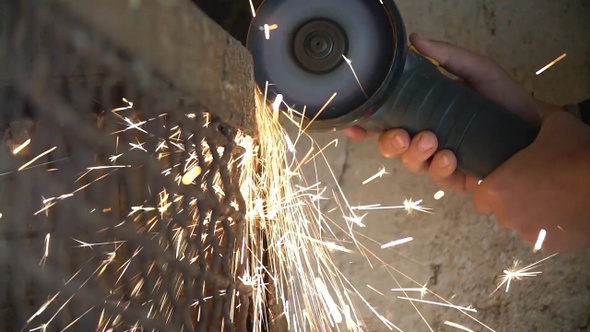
[343,33,562,192]
[474,111,590,252]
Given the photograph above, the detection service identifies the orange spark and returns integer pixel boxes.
[536,53,567,75]
[12,138,31,155]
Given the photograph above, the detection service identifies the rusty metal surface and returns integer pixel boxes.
[0,0,256,330]
[53,0,257,135]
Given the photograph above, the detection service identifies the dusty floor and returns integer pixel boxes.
[289,0,590,331]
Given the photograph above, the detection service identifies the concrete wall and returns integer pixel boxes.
[295,1,590,331]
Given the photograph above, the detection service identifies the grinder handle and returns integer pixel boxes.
[361,49,539,179]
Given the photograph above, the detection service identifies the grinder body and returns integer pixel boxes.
[362,49,538,178]
[247,0,538,179]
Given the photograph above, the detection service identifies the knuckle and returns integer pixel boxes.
[399,153,412,167]
[430,171,459,191]
[430,176,450,190]
[400,156,425,174]
[429,169,447,185]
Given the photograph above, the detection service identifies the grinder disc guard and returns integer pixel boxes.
[247,0,407,130]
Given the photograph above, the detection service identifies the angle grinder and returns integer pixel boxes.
[247,0,538,178]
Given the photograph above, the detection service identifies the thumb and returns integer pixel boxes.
[409,33,502,86]
[409,33,540,125]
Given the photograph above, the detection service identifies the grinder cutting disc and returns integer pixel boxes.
[247,0,407,130]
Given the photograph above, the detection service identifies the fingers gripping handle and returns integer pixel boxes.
[361,50,539,179]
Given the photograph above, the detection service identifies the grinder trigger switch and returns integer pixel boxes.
[409,43,440,67]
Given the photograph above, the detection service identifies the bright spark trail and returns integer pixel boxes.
[353,198,433,214]
[12,138,31,155]
[362,167,388,185]
[534,229,547,252]
[536,53,567,75]
[342,54,368,98]
[397,297,477,313]
[18,146,57,171]
[492,253,558,294]
[381,237,414,249]
[434,190,445,200]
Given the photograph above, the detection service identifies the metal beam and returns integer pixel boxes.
[52,0,257,134]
